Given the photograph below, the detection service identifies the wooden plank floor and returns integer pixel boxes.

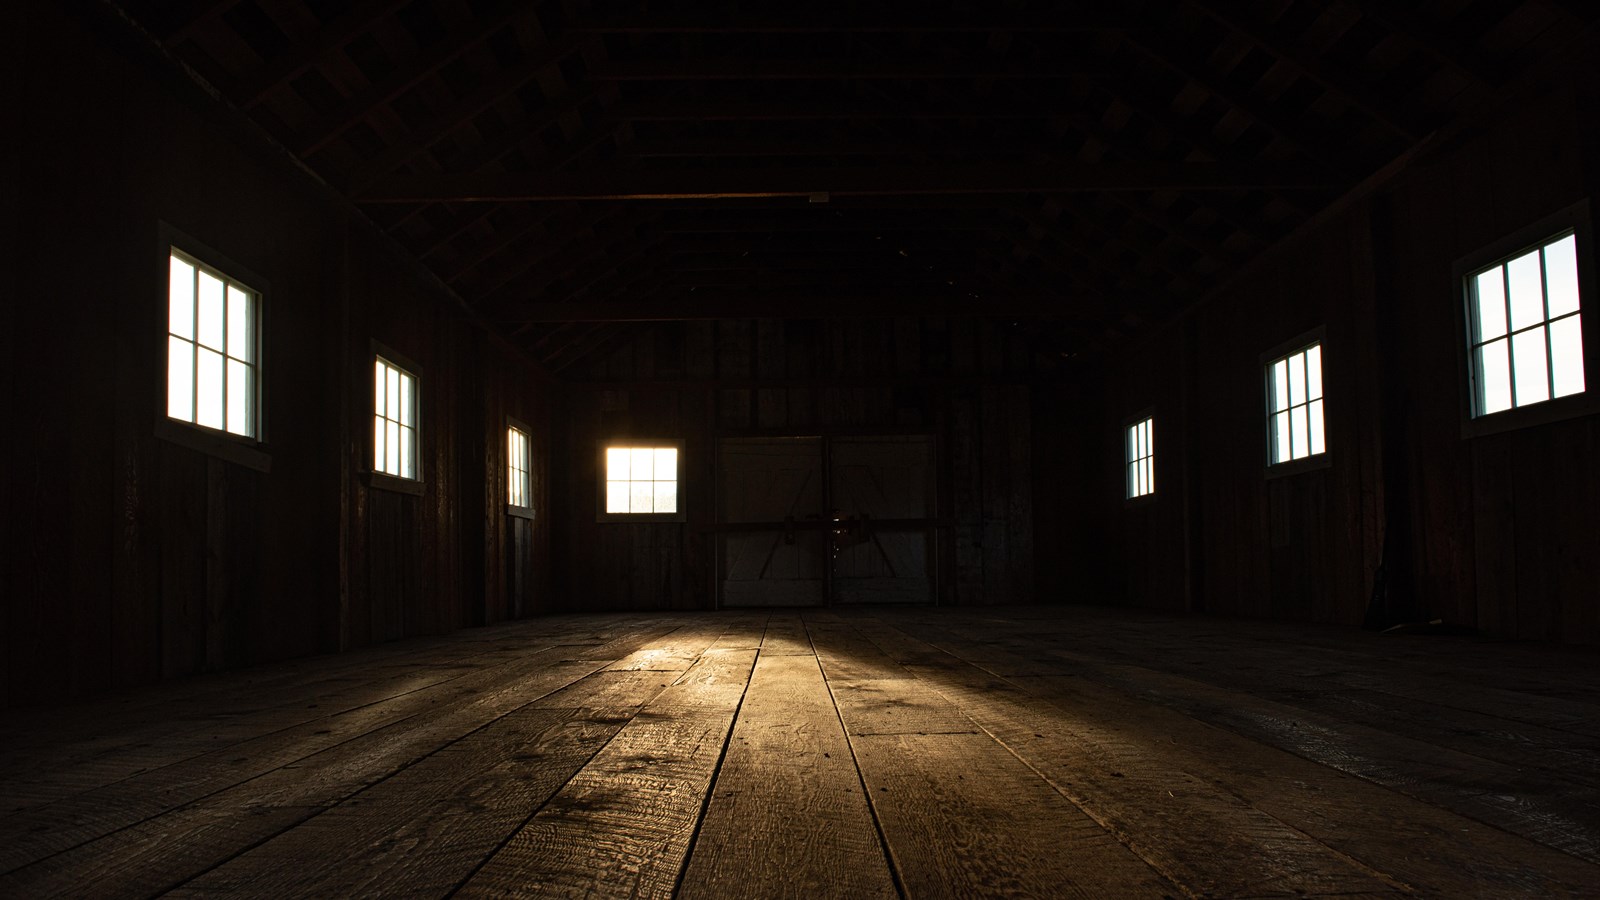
[2,606,1598,898]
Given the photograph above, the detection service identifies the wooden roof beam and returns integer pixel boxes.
[511,289,1091,322]
[356,162,1333,203]
[563,12,1132,34]
[230,0,409,108]
[161,0,239,46]
[1121,30,1356,174]
[289,4,548,157]
[343,38,593,192]
[1181,0,1428,142]
[1333,1,1502,92]
[600,98,1092,122]
[589,58,1109,80]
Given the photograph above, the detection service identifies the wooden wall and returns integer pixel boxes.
[1,6,551,707]
[551,318,1036,610]
[1043,53,1600,644]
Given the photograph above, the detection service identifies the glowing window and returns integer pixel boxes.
[1467,233,1584,417]
[605,446,678,515]
[1126,417,1154,498]
[508,426,532,509]
[374,357,418,480]
[1266,342,1325,465]
[167,250,257,438]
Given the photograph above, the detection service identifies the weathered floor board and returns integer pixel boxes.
[1,606,1596,898]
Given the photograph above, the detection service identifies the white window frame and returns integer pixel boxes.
[507,418,534,519]
[1262,329,1330,476]
[154,224,270,472]
[597,440,684,522]
[1457,202,1596,438]
[1125,413,1155,500]
[370,343,423,494]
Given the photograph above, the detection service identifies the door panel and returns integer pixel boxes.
[719,438,826,607]
[830,436,934,604]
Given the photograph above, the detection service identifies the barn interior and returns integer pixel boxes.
[3,0,1599,896]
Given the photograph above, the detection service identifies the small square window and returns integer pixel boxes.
[167,249,258,439]
[602,445,679,518]
[374,356,419,481]
[1266,341,1325,465]
[1466,232,1585,417]
[508,424,532,511]
[1126,416,1154,499]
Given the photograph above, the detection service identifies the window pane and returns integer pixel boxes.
[169,256,194,339]
[1511,326,1550,406]
[1271,360,1289,412]
[1305,345,1322,400]
[1126,427,1137,465]
[167,336,194,421]
[198,270,225,351]
[607,447,630,481]
[197,347,224,430]
[374,416,386,471]
[1473,267,1508,342]
[607,482,629,513]
[1126,463,1137,497]
[374,362,386,417]
[386,420,400,475]
[630,481,654,513]
[1545,235,1581,319]
[1507,250,1545,332]
[653,480,678,514]
[400,424,413,479]
[1273,411,1290,464]
[630,448,654,482]
[654,447,677,481]
[227,286,251,361]
[1309,398,1325,455]
[399,372,414,426]
[226,359,250,436]
[1478,338,1513,415]
[1288,352,1307,406]
[1291,404,1309,460]
[386,368,400,422]
[1550,314,1586,398]
[1144,458,1154,494]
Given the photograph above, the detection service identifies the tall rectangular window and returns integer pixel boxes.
[374,357,418,480]
[1467,232,1584,417]
[1266,342,1325,465]
[1126,417,1154,499]
[508,426,531,509]
[604,446,678,515]
[168,250,257,438]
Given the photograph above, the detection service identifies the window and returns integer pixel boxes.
[603,445,678,516]
[1466,232,1584,417]
[374,356,418,480]
[1126,416,1154,499]
[508,425,532,511]
[1266,341,1325,465]
[167,249,257,438]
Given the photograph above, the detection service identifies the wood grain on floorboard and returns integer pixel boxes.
[1,606,1596,898]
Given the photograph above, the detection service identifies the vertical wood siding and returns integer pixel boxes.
[1044,68,1600,644]
[1,7,552,707]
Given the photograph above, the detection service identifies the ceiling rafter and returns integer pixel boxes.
[288,4,548,157]
[587,57,1112,81]
[1181,0,1428,143]
[229,0,408,108]
[354,162,1334,203]
[563,11,1135,35]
